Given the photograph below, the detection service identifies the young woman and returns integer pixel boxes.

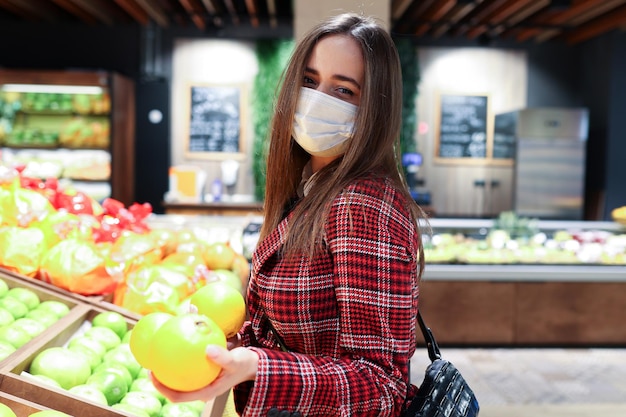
[152,13,427,416]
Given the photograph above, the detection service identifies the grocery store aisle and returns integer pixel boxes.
[409,347,626,417]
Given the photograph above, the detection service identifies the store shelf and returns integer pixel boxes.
[424,263,626,282]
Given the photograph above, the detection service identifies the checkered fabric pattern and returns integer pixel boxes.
[234,176,421,416]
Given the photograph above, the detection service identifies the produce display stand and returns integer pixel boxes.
[0,267,141,322]
[0,270,226,416]
[0,391,49,416]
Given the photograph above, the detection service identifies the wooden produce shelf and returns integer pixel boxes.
[0,391,49,417]
[419,264,626,346]
[0,304,138,417]
[0,268,141,322]
[163,201,263,217]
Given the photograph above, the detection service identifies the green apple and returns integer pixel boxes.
[111,403,151,417]
[0,324,32,348]
[67,344,102,372]
[37,300,70,318]
[29,411,72,417]
[0,308,15,327]
[92,361,133,389]
[83,326,121,351]
[5,287,40,310]
[12,318,46,338]
[0,297,28,319]
[212,269,243,294]
[102,343,141,379]
[67,336,107,358]
[92,311,128,339]
[30,347,92,390]
[181,400,206,414]
[122,328,133,344]
[129,377,166,405]
[25,308,59,327]
[28,373,63,389]
[0,278,9,297]
[0,402,17,417]
[136,367,150,379]
[119,391,162,417]
[0,340,17,361]
[160,402,201,417]
[68,384,109,406]
[86,370,128,406]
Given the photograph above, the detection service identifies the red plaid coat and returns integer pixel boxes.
[235,176,420,416]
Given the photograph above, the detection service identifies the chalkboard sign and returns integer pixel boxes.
[493,111,516,159]
[186,85,243,157]
[436,94,489,159]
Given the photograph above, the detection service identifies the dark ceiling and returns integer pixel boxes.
[1,0,625,45]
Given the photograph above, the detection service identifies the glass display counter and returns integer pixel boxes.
[146,214,626,346]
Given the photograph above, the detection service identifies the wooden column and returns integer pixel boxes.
[294,0,391,40]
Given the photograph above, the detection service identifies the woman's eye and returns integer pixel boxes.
[337,87,354,96]
[303,76,316,86]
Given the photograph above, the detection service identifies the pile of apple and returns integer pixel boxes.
[0,169,251,318]
[423,212,626,265]
[0,278,71,361]
[23,310,207,417]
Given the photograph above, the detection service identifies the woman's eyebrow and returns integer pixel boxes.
[304,67,361,89]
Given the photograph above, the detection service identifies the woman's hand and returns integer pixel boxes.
[227,334,242,350]
[149,344,258,403]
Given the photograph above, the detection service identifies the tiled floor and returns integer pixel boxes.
[410,347,626,417]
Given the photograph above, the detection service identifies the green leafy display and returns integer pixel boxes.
[251,39,294,201]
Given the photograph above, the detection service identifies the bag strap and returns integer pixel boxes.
[267,311,442,363]
[417,311,442,362]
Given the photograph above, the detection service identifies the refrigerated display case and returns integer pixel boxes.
[495,107,589,220]
[0,69,135,205]
[419,216,626,346]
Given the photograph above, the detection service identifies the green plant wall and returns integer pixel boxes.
[251,39,294,201]
[394,38,420,158]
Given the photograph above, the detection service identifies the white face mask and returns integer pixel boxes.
[292,87,358,157]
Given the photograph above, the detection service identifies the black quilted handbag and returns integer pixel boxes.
[403,312,480,417]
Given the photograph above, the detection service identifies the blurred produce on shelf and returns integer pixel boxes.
[0,168,250,318]
[612,206,626,226]
[0,89,111,149]
[423,211,626,265]
[1,148,111,181]
[0,69,135,207]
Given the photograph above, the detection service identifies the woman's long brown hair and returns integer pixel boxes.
[260,13,426,278]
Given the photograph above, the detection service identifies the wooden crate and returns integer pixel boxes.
[0,270,81,368]
[0,304,140,417]
[0,267,141,322]
[0,391,49,416]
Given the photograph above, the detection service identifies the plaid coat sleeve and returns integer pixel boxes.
[235,177,420,417]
